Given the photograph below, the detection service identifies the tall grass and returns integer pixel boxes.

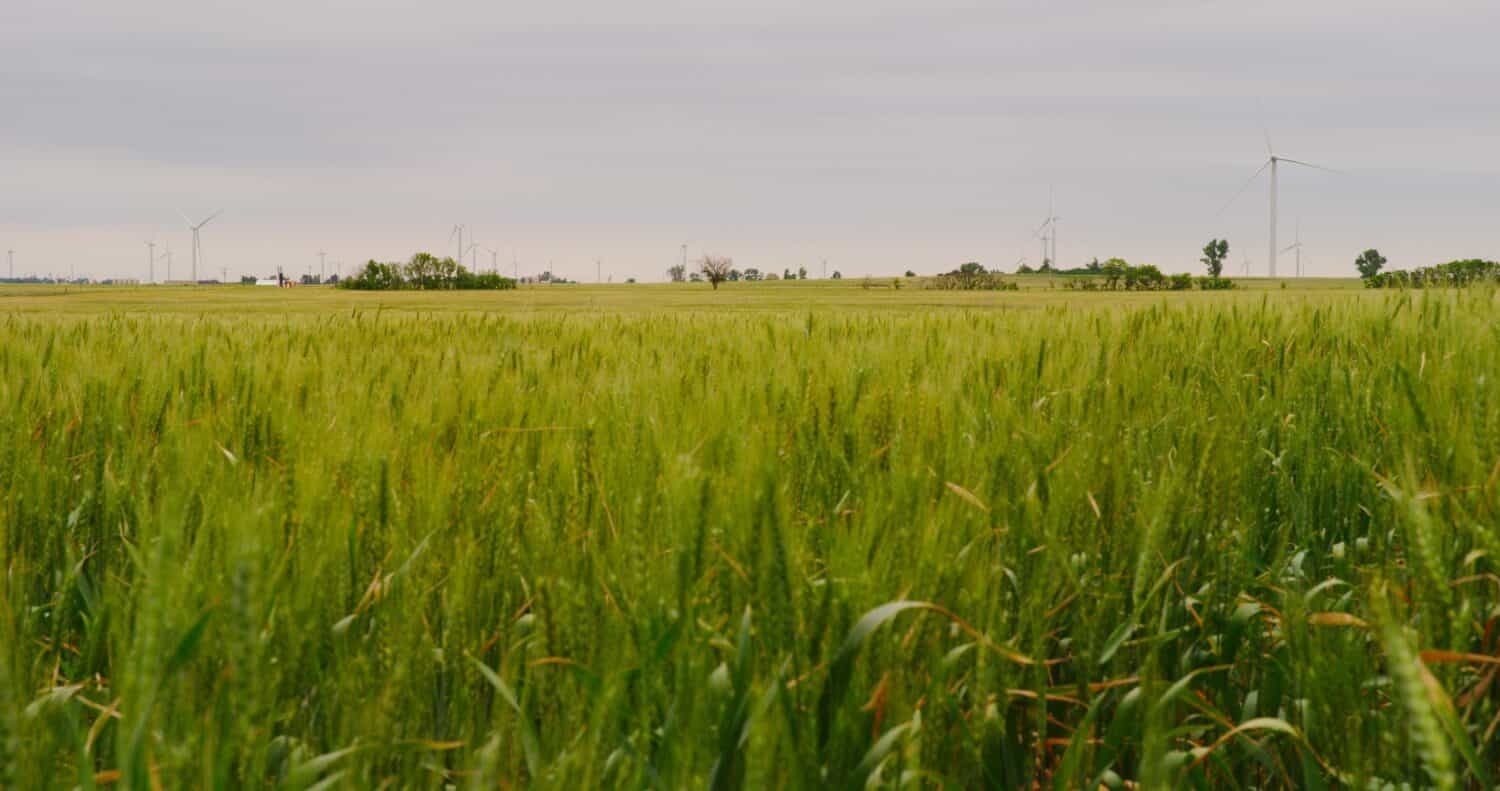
[2,288,1498,787]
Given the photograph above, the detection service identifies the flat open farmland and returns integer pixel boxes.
[3,282,1498,788]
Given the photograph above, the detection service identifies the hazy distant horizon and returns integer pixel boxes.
[4,0,1496,283]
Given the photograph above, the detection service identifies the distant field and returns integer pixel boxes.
[0,275,1369,317]
[2,281,1496,788]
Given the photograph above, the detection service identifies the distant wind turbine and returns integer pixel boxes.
[481,245,499,273]
[450,225,466,263]
[1280,219,1305,277]
[147,241,156,284]
[1034,189,1058,269]
[178,210,222,283]
[1220,132,1335,278]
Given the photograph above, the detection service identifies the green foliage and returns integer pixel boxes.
[1365,258,1500,289]
[925,271,1018,291]
[1,288,1497,787]
[1355,248,1388,279]
[1201,239,1229,278]
[339,252,516,291]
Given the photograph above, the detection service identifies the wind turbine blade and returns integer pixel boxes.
[1278,157,1339,174]
[1256,97,1274,156]
[1214,160,1271,218]
[176,209,192,226]
[198,210,223,227]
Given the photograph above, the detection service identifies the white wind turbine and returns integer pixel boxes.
[481,245,499,274]
[178,210,222,283]
[450,225,466,263]
[1221,133,1334,278]
[1033,189,1058,270]
[1280,219,1305,277]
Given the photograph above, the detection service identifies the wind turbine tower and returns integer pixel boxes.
[148,242,155,283]
[180,210,222,284]
[1034,190,1059,270]
[8,249,14,280]
[450,225,466,263]
[319,250,327,282]
[1280,220,1305,277]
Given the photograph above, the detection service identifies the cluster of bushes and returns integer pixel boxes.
[1061,259,1235,291]
[921,263,1020,291]
[339,253,517,291]
[1364,258,1500,289]
[925,272,1019,291]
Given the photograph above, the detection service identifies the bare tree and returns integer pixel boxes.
[700,255,733,290]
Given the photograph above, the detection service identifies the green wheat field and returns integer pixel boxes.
[2,279,1498,789]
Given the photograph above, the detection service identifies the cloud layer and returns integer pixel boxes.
[3,0,1496,281]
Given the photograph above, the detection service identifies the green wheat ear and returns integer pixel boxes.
[1374,587,1455,791]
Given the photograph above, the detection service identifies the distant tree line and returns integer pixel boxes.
[1058,257,1235,291]
[673,258,814,285]
[1363,257,1500,288]
[340,253,517,291]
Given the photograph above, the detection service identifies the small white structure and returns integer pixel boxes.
[255,278,279,286]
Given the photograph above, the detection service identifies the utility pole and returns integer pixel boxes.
[222,266,228,283]
[319,250,326,283]
[597,259,602,283]
[681,244,687,275]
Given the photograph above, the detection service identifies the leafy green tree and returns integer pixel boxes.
[957,262,984,276]
[1101,258,1127,289]
[1201,239,1229,278]
[667,264,687,282]
[1355,249,1387,279]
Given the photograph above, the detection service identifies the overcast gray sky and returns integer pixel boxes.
[2,0,1496,282]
